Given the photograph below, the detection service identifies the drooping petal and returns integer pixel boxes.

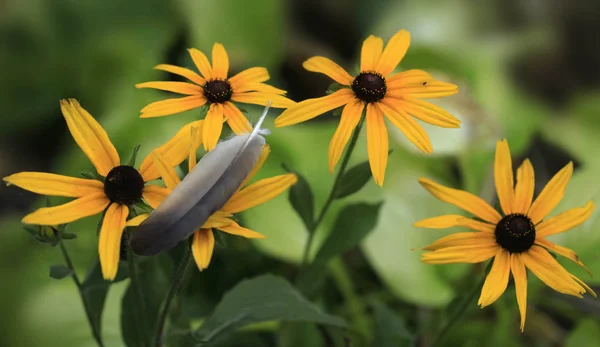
[510,253,528,332]
[126,213,149,227]
[231,82,287,95]
[189,125,202,173]
[98,203,128,280]
[142,185,171,209]
[378,100,432,153]
[188,48,212,80]
[231,91,295,109]
[522,246,585,296]
[366,103,388,186]
[211,43,229,80]
[528,162,573,224]
[386,70,433,88]
[154,64,206,85]
[535,238,591,276]
[3,172,104,198]
[423,232,496,251]
[421,244,500,264]
[513,159,535,214]
[376,29,410,77]
[22,192,109,225]
[419,178,502,224]
[150,151,181,190]
[217,221,266,239]
[536,201,595,237]
[570,274,597,298]
[135,81,204,95]
[478,250,511,307]
[60,99,120,176]
[138,120,204,181]
[223,101,251,134]
[303,56,354,85]
[386,81,459,99]
[202,214,233,229]
[203,103,225,151]
[385,97,460,128]
[495,139,515,215]
[414,215,495,233]
[192,229,215,271]
[360,35,384,71]
[222,174,297,213]
[229,67,269,90]
[328,99,364,172]
[239,144,270,188]
[274,89,354,127]
[139,95,207,118]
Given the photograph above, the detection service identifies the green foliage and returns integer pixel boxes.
[372,302,413,347]
[283,164,315,231]
[49,264,73,280]
[334,160,373,199]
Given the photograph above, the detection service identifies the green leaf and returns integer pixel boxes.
[61,232,78,240]
[313,203,381,264]
[283,164,314,231]
[334,161,372,199]
[371,302,413,347]
[127,144,142,167]
[49,264,73,280]
[326,82,345,95]
[194,274,346,343]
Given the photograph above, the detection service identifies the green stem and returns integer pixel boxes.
[127,236,150,347]
[154,245,193,347]
[59,240,105,347]
[300,115,366,267]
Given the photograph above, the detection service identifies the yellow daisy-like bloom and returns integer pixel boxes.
[127,130,297,271]
[416,139,596,331]
[136,43,295,151]
[3,99,202,280]
[274,29,459,186]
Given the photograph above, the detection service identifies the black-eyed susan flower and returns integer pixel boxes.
[274,29,459,186]
[136,43,295,151]
[127,128,297,271]
[416,139,596,331]
[3,99,202,280]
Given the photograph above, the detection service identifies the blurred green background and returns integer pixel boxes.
[1,0,600,346]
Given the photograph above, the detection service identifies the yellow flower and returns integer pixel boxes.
[136,43,295,151]
[3,99,202,280]
[127,129,297,271]
[416,139,596,331]
[274,29,459,186]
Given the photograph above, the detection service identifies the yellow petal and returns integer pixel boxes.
[478,250,511,307]
[495,139,515,215]
[142,185,171,209]
[360,35,384,71]
[239,144,270,189]
[522,246,585,296]
[414,215,495,233]
[421,244,499,264]
[513,159,535,214]
[151,151,181,190]
[228,67,269,90]
[388,97,460,128]
[154,64,206,85]
[528,162,574,224]
[202,215,233,229]
[386,70,434,88]
[223,101,252,134]
[217,221,266,239]
[302,56,354,85]
[192,229,215,271]
[423,231,496,251]
[274,89,354,127]
[189,125,201,173]
[140,95,207,118]
[188,48,212,80]
[510,253,528,331]
[419,178,502,224]
[126,213,149,227]
[376,29,410,77]
[3,172,104,198]
[231,91,295,109]
[223,174,297,213]
[22,192,109,225]
[535,238,591,276]
[536,201,594,237]
[60,99,120,177]
[99,203,128,280]
[231,82,287,95]
[211,43,229,80]
[386,80,459,99]
[135,81,204,95]
[138,120,204,181]
[203,103,224,151]
[377,100,432,153]
[328,99,364,173]
[366,103,388,186]
[569,274,597,298]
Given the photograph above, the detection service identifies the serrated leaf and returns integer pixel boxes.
[313,203,381,264]
[194,274,346,343]
[372,302,413,347]
[283,164,314,231]
[49,264,73,280]
[334,161,372,199]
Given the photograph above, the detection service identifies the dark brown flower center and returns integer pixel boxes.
[204,79,233,103]
[104,165,144,206]
[495,214,536,253]
[351,71,387,103]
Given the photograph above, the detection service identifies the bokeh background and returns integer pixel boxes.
[1,0,600,346]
